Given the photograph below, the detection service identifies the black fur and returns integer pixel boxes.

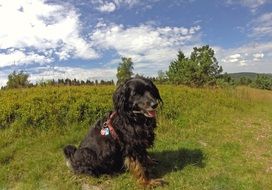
[63,77,162,177]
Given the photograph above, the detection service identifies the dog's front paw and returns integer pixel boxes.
[146,178,168,188]
[147,156,159,166]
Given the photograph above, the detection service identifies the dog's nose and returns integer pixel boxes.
[150,101,158,109]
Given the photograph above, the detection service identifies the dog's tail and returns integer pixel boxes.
[63,145,77,159]
[63,145,77,170]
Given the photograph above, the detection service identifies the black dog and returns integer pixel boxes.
[64,77,166,187]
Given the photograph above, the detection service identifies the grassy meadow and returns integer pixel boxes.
[0,85,272,190]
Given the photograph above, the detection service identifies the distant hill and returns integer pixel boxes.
[228,72,272,81]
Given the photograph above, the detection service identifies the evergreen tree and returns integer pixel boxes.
[167,45,222,86]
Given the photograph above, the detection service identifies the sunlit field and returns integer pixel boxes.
[0,85,271,189]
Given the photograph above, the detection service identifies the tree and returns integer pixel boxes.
[167,51,196,85]
[6,71,30,89]
[255,74,272,90]
[116,57,134,85]
[65,78,72,86]
[239,77,252,85]
[190,45,222,86]
[156,70,168,84]
[167,45,223,86]
[58,79,64,85]
[86,79,93,85]
[216,72,235,87]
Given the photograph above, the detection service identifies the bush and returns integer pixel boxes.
[254,74,272,90]
[0,86,113,129]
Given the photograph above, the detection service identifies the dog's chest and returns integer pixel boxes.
[129,123,155,147]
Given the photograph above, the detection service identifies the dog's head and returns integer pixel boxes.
[113,77,162,118]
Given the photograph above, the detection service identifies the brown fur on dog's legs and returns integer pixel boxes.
[124,157,167,188]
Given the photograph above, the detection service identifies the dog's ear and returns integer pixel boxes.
[113,83,129,113]
[148,80,163,104]
[153,85,162,103]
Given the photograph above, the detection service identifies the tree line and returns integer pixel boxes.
[2,45,272,90]
[237,75,272,90]
[116,45,272,90]
[1,71,114,90]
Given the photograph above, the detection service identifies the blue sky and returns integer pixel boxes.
[0,0,272,86]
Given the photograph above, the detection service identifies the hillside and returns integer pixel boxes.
[0,85,272,189]
[228,72,272,81]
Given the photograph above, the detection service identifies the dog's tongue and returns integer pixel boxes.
[147,110,156,117]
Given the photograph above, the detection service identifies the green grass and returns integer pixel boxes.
[0,85,272,189]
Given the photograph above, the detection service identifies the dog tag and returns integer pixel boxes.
[101,127,110,136]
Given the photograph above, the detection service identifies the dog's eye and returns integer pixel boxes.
[131,91,136,96]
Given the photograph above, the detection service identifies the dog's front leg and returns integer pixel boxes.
[146,155,159,166]
[124,156,166,188]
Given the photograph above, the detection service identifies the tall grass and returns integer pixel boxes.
[0,85,271,189]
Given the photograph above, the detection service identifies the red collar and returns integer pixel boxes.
[101,111,119,141]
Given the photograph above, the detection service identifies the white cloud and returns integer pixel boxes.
[90,22,201,74]
[229,59,240,63]
[253,53,264,61]
[0,0,98,68]
[222,53,245,65]
[216,42,272,72]
[0,50,53,67]
[253,53,264,58]
[92,0,143,13]
[113,0,140,8]
[250,12,272,37]
[0,65,117,87]
[239,60,247,66]
[226,0,268,12]
[229,53,241,59]
[97,2,116,12]
[29,66,116,82]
